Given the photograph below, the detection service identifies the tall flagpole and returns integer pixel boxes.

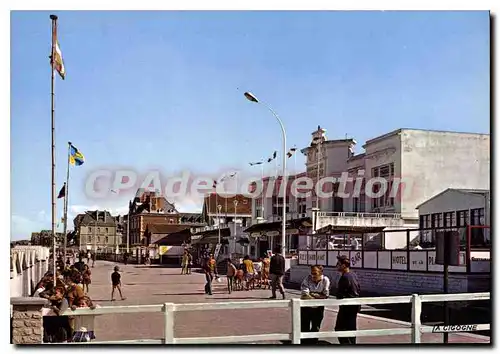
[50,14,58,279]
[63,141,71,261]
[294,146,297,219]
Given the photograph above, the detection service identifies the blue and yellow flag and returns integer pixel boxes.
[69,144,85,166]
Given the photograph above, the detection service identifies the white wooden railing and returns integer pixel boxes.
[55,292,490,344]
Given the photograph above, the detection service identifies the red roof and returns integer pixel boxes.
[203,194,252,215]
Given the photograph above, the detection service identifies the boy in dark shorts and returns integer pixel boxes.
[111,266,126,301]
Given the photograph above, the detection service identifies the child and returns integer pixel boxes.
[71,295,98,342]
[82,264,92,294]
[111,266,126,301]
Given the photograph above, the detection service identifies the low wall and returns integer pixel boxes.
[11,297,48,344]
[289,265,490,296]
[298,249,490,273]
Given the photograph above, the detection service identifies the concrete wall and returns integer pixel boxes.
[400,130,490,220]
[362,131,402,215]
[289,265,486,296]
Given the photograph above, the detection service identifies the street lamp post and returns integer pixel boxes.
[217,204,223,245]
[233,199,238,257]
[244,92,287,257]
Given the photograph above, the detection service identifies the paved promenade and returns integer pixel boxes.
[84,260,489,344]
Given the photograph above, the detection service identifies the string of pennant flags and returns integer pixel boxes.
[249,146,297,166]
[212,171,238,189]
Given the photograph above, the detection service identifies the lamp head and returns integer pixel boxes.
[244,92,259,103]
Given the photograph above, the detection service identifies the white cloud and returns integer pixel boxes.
[11,214,45,240]
[171,195,203,213]
[68,204,129,219]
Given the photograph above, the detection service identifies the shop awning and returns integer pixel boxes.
[153,229,192,246]
[243,221,281,234]
[192,228,231,245]
[244,217,313,235]
[194,234,230,245]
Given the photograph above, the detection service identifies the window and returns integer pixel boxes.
[88,236,92,243]
[471,208,484,225]
[359,193,366,212]
[371,163,395,210]
[353,197,359,212]
[457,210,469,226]
[105,236,109,243]
[421,214,431,228]
[97,227,101,234]
[444,212,453,228]
[169,218,174,223]
[255,198,262,218]
[431,213,443,228]
[105,227,109,233]
[296,197,306,215]
[89,227,92,233]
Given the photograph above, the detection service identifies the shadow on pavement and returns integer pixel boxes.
[280,340,333,345]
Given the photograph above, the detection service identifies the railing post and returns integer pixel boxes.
[411,294,422,343]
[290,298,301,344]
[163,302,175,344]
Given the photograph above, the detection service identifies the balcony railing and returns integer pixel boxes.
[317,212,402,219]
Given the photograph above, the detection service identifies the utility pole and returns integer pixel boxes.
[126,211,130,254]
[93,211,97,255]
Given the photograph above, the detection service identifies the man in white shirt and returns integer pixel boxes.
[300,265,330,344]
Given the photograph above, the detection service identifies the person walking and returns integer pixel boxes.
[181,250,189,275]
[242,255,255,290]
[82,264,92,294]
[300,265,330,344]
[226,259,237,294]
[111,266,126,301]
[203,254,217,296]
[261,254,271,289]
[187,251,193,275]
[334,255,361,345]
[91,252,96,268]
[269,247,286,299]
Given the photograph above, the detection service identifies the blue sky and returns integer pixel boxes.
[11,11,490,240]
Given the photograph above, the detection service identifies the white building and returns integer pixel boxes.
[300,127,490,249]
[416,188,490,247]
[250,173,308,224]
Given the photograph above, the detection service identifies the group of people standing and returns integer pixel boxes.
[181,249,193,275]
[201,250,361,345]
[299,255,361,345]
[222,248,287,297]
[33,255,97,343]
